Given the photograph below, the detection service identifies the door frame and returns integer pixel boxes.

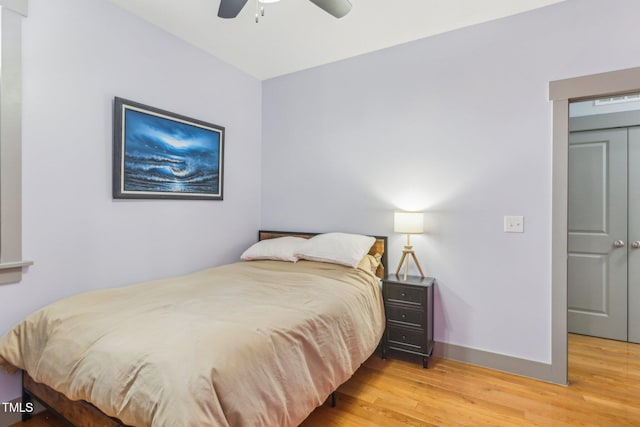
[549,66,640,385]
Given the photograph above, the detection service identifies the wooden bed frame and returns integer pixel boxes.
[22,371,130,426]
[21,230,387,425]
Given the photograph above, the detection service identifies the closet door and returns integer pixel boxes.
[568,128,628,341]
[628,127,640,343]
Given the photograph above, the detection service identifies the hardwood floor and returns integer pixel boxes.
[304,334,640,426]
[10,334,640,427]
[8,411,69,427]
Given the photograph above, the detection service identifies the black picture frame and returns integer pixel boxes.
[113,97,224,200]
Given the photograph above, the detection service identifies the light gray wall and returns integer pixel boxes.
[262,0,640,366]
[0,0,262,400]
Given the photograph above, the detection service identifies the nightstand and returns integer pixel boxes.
[381,274,435,368]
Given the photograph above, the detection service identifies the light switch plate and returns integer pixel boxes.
[504,216,524,233]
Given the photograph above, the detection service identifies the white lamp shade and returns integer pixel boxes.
[394,211,424,234]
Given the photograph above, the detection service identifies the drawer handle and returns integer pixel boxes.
[401,314,407,319]
[402,335,406,341]
[401,292,406,297]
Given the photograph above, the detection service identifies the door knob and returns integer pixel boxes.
[613,240,625,248]
[632,241,640,249]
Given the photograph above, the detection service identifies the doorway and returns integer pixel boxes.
[549,66,640,385]
[567,100,640,343]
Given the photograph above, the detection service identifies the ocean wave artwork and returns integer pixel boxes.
[121,107,223,197]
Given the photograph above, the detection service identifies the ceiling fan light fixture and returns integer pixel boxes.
[218,0,351,19]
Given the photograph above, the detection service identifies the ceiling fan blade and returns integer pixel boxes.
[307,0,352,18]
[218,0,249,18]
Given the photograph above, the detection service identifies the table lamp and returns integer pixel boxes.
[394,211,425,280]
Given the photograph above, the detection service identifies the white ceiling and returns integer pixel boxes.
[108,0,566,80]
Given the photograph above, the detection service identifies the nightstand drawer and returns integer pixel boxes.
[385,305,424,328]
[386,326,426,352]
[384,284,425,306]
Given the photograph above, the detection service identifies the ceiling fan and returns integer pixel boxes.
[218,0,352,19]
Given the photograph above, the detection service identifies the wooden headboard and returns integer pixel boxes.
[258,230,387,279]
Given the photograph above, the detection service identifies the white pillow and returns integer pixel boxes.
[294,232,376,268]
[241,236,306,262]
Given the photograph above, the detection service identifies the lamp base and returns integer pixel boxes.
[395,245,425,281]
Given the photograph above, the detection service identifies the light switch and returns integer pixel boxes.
[504,216,524,233]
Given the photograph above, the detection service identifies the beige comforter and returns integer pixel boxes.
[0,260,385,427]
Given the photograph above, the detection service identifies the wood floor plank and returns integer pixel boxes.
[8,411,70,427]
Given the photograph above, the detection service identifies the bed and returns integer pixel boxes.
[0,230,387,427]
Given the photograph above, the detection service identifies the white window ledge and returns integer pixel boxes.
[0,260,32,285]
[0,260,33,270]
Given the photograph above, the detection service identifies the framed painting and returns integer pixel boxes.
[113,97,224,200]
